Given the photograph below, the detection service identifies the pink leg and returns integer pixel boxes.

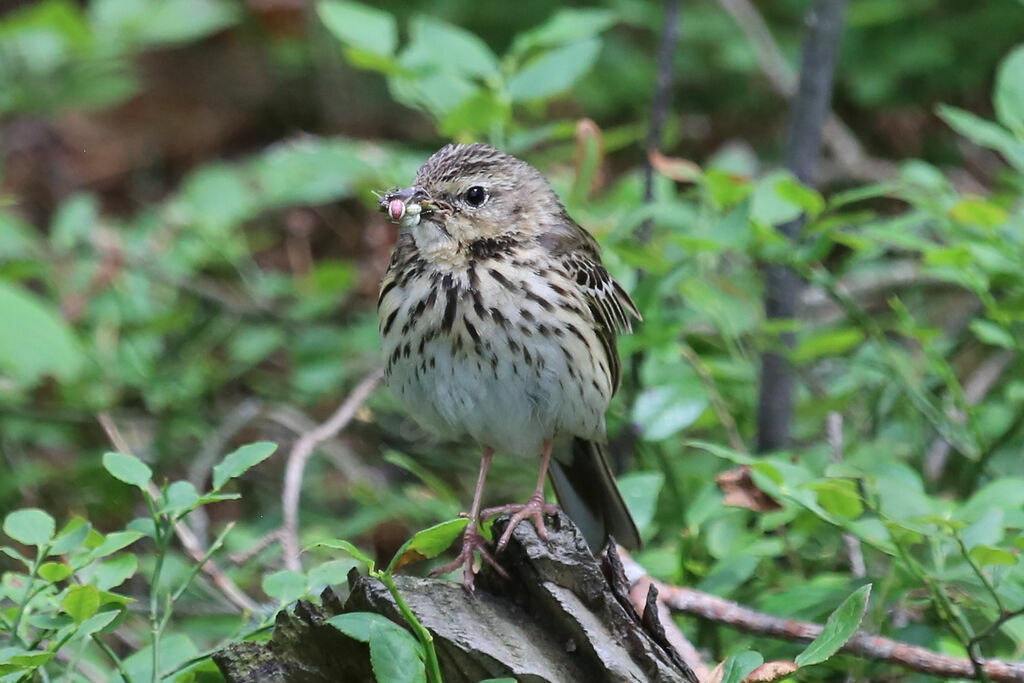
[430,447,507,591]
[482,439,560,552]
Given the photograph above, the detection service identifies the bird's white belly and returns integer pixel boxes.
[388,327,605,458]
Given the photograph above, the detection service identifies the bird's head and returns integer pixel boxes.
[378,143,565,254]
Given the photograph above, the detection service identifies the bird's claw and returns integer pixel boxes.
[482,494,561,552]
[429,522,507,592]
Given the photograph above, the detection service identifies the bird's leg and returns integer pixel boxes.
[430,447,507,591]
[482,439,560,552]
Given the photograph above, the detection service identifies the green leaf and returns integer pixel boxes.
[774,176,825,218]
[303,539,374,572]
[793,327,864,363]
[507,38,602,102]
[806,480,863,520]
[949,198,1009,228]
[262,570,307,604]
[327,612,413,644]
[159,481,200,516]
[969,545,1018,566]
[617,472,664,537]
[405,16,499,79]
[632,386,708,441]
[92,553,138,590]
[0,281,84,385]
[85,531,144,561]
[38,562,72,582]
[994,44,1024,137]
[938,105,1024,171]
[970,320,1017,349]
[387,518,469,573]
[510,8,616,57]
[368,620,427,683]
[751,170,805,225]
[49,520,91,555]
[62,584,100,624]
[317,0,397,56]
[718,650,764,683]
[4,508,56,547]
[102,452,152,489]
[212,442,277,490]
[795,584,871,667]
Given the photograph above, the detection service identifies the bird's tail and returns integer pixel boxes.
[548,438,642,551]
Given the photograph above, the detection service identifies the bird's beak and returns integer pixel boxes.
[378,186,439,225]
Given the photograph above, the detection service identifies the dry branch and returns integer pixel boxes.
[215,514,698,683]
[618,552,1024,682]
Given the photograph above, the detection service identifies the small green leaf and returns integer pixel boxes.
[328,612,412,644]
[86,531,145,561]
[317,0,397,56]
[50,520,91,555]
[387,518,470,573]
[508,38,602,102]
[4,508,56,547]
[368,620,427,683]
[405,16,499,79]
[0,281,85,385]
[510,8,616,56]
[38,562,72,582]
[795,584,871,667]
[93,553,138,590]
[304,539,375,572]
[994,44,1024,137]
[160,481,200,516]
[212,442,277,490]
[807,481,863,520]
[632,386,707,441]
[751,170,805,225]
[73,609,121,638]
[262,570,307,604]
[969,545,1018,566]
[970,320,1016,349]
[718,650,764,683]
[102,452,152,489]
[793,328,865,363]
[617,472,664,537]
[62,584,101,624]
[949,198,1009,228]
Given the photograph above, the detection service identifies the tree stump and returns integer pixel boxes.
[214,513,698,682]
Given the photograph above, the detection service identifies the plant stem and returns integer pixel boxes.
[377,571,443,683]
[92,634,133,683]
[10,546,47,646]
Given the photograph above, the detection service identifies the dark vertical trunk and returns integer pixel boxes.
[756,0,847,452]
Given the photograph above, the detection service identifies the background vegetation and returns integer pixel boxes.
[1,0,1023,680]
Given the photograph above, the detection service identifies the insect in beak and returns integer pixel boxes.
[378,187,434,227]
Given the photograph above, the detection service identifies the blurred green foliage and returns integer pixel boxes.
[1,0,1024,680]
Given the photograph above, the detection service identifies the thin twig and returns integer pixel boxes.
[187,398,265,544]
[636,0,682,243]
[280,369,384,571]
[617,551,1024,681]
[96,413,261,614]
[827,412,866,578]
[924,350,1014,484]
[715,0,897,181]
[757,0,847,453]
[681,343,745,453]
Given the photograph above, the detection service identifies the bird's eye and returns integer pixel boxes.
[464,186,487,207]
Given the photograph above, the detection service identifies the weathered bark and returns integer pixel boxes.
[214,514,697,682]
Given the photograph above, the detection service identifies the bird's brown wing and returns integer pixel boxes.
[546,218,641,393]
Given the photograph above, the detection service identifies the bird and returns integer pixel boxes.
[376,142,642,590]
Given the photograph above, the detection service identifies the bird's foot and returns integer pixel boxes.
[429,521,507,592]
[482,494,561,552]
